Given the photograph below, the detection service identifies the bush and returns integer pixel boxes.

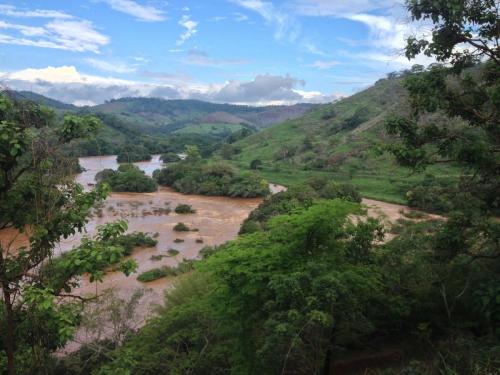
[114,232,158,255]
[154,160,270,198]
[137,267,169,282]
[96,164,157,193]
[173,222,190,232]
[406,175,455,213]
[137,260,195,282]
[116,145,152,163]
[250,159,263,170]
[174,204,196,214]
[160,152,181,163]
[167,249,179,256]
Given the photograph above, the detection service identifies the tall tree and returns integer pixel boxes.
[386,0,499,263]
[0,93,136,374]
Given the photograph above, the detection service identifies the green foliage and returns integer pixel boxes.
[112,231,158,255]
[97,201,394,374]
[173,222,190,232]
[116,145,152,163]
[174,204,196,214]
[137,268,170,282]
[160,152,181,163]
[96,164,157,193]
[240,178,361,234]
[154,155,270,198]
[137,260,195,282]
[250,159,263,170]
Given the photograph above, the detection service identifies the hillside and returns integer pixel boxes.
[9,90,77,111]
[224,76,459,203]
[89,97,315,134]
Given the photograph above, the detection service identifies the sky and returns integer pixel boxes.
[0,0,432,106]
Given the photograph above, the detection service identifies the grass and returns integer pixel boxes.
[137,259,195,282]
[175,204,196,214]
[218,77,461,205]
[174,123,245,135]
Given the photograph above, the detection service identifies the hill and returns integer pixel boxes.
[89,97,315,134]
[7,91,315,157]
[222,76,459,203]
[9,90,77,111]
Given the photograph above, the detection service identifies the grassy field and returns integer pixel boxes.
[222,77,460,204]
[174,123,245,135]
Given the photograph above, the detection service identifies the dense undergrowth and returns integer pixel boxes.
[153,148,270,198]
[96,164,157,193]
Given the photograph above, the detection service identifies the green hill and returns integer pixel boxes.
[223,76,459,203]
[89,97,315,134]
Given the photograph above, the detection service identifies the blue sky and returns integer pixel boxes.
[0,0,430,106]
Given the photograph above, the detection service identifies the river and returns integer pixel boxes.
[1,156,426,352]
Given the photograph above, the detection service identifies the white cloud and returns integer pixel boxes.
[86,58,137,73]
[176,15,198,45]
[0,4,72,19]
[307,60,340,69]
[0,21,47,37]
[185,49,248,67]
[1,65,336,106]
[291,0,399,17]
[300,41,329,56]
[46,20,109,53]
[231,0,298,41]
[101,0,165,22]
[0,18,109,53]
[234,12,249,22]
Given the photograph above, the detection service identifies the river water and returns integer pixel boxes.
[1,155,263,352]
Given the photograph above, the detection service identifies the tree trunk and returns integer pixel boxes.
[2,287,16,375]
[321,322,336,375]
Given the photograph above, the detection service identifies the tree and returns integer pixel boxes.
[184,145,202,163]
[386,2,499,259]
[250,159,263,170]
[405,0,499,68]
[0,93,136,374]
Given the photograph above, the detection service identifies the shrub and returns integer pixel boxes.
[174,204,196,214]
[153,156,269,198]
[137,267,169,282]
[137,260,195,282]
[160,152,181,163]
[116,145,152,163]
[173,223,190,232]
[96,164,157,193]
[167,249,179,256]
[114,232,158,255]
[173,239,184,243]
[250,159,263,170]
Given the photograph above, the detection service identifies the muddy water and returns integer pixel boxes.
[0,155,261,352]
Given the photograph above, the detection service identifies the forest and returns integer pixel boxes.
[0,0,499,374]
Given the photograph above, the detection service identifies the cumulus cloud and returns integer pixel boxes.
[211,74,304,103]
[0,66,337,106]
[100,0,165,22]
[176,15,198,45]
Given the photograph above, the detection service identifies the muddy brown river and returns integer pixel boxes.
[1,155,427,352]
